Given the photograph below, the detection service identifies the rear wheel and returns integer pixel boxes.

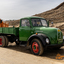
[0,36,6,47]
[4,36,9,46]
[31,39,44,55]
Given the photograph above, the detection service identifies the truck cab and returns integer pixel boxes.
[18,16,64,55]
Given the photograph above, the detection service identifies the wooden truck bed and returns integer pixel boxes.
[0,27,19,36]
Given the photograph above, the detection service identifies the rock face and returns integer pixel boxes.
[5,20,20,27]
[34,2,64,23]
[5,2,64,28]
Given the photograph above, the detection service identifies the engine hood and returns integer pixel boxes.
[33,27,59,44]
[34,27,58,34]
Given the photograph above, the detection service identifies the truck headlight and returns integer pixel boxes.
[58,29,61,32]
[46,38,49,44]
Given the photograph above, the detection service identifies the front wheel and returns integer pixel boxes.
[31,39,44,55]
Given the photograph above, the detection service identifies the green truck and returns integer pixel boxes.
[0,16,64,55]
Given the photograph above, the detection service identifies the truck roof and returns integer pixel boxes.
[20,16,45,19]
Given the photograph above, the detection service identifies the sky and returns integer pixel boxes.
[0,0,64,20]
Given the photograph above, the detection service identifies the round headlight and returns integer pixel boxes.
[46,38,49,44]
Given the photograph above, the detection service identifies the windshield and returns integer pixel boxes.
[31,18,48,27]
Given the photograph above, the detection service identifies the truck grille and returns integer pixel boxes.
[58,32,61,39]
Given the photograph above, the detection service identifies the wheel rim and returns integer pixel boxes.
[0,38,2,45]
[32,42,39,53]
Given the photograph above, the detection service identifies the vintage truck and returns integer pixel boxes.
[0,16,64,55]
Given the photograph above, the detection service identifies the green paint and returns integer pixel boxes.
[0,27,19,36]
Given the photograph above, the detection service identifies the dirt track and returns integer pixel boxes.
[0,42,64,64]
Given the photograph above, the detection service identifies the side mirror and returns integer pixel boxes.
[51,22,53,24]
[51,22,54,27]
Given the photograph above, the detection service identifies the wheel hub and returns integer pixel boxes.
[32,42,39,53]
[0,38,2,45]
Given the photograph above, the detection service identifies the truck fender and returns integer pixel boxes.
[27,34,48,46]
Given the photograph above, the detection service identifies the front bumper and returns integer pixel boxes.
[46,42,64,48]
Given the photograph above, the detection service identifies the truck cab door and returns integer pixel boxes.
[19,19,31,41]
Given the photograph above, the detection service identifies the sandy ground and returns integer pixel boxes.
[0,42,64,64]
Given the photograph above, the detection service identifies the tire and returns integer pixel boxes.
[4,36,9,46]
[31,39,44,55]
[0,36,6,47]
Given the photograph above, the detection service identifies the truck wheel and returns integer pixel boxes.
[4,36,9,46]
[31,39,44,55]
[0,36,6,47]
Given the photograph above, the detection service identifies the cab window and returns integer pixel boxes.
[21,19,30,27]
[31,18,48,27]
